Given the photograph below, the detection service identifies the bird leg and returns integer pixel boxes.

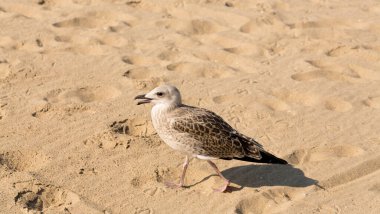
[164,155,189,189]
[207,160,230,192]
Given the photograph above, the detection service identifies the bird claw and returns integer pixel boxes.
[212,180,230,193]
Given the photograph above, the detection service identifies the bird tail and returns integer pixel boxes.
[233,150,288,164]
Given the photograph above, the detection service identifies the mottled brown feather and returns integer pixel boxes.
[169,105,263,159]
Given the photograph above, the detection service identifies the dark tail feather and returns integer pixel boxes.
[226,151,288,164]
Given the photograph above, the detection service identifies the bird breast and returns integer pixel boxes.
[150,104,196,153]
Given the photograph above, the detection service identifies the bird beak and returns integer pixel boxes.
[134,94,152,105]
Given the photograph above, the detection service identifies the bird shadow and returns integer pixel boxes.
[184,164,317,193]
[186,174,214,188]
[222,164,317,191]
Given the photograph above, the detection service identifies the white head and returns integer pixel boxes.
[134,84,182,107]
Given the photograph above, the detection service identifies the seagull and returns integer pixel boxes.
[135,84,287,192]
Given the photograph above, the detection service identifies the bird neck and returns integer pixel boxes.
[152,102,178,115]
[151,103,178,129]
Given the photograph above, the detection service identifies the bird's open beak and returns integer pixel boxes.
[134,94,152,105]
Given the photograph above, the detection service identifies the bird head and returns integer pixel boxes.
[134,84,182,107]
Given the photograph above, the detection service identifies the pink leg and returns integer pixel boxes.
[165,155,189,189]
[207,160,230,192]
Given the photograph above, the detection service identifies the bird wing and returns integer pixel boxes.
[169,106,263,159]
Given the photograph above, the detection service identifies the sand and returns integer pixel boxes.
[0,0,380,213]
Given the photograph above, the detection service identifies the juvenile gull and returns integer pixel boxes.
[135,85,287,192]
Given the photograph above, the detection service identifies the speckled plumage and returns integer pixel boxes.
[135,84,287,192]
[159,105,263,160]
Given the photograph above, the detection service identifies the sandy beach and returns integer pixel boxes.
[0,0,380,213]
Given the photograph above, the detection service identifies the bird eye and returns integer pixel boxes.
[156,92,164,97]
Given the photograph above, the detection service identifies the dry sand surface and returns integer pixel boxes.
[1,0,380,213]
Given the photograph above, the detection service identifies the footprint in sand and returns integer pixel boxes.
[64,43,108,56]
[189,46,255,72]
[242,94,291,112]
[325,98,352,112]
[166,62,235,78]
[0,61,11,80]
[98,34,128,48]
[320,155,380,189]
[13,180,80,213]
[291,69,360,83]
[326,45,357,57]
[45,86,120,104]
[54,35,71,43]
[161,18,224,35]
[212,95,235,104]
[235,194,269,214]
[348,64,380,81]
[235,188,298,214]
[109,117,155,137]
[0,58,39,80]
[0,150,50,171]
[83,130,122,150]
[121,55,159,66]
[157,48,181,61]
[52,9,138,29]
[369,183,380,193]
[272,89,320,107]
[363,96,380,109]
[32,86,120,118]
[0,36,19,50]
[191,19,222,35]
[0,103,7,120]
[291,70,326,82]
[84,117,155,150]
[53,13,113,29]
[292,64,380,83]
[289,18,350,30]
[223,44,265,57]
[288,18,353,40]
[123,66,169,83]
[290,59,378,83]
[134,207,153,214]
[287,144,364,165]
[54,32,128,55]
[51,10,133,55]
[123,67,168,80]
[260,98,290,112]
[240,15,287,34]
[130,77,164,90]
[0,109,4,120]
[1,2,44,19]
